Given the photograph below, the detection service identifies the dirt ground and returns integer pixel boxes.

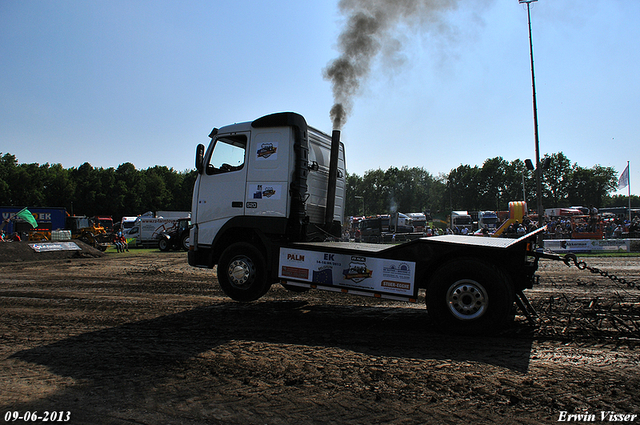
[1,242,639,424]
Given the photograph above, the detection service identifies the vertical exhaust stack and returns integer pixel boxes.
[324,129,341,234]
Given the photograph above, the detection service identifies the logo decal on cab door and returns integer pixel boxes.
[256,143,277,159]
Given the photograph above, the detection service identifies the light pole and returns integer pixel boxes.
[519,0,544,228]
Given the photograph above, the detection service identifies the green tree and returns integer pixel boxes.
[479,157,510,211]
[602,194,640,208]
[361,168,388,216]
[447,164,480,211]
[345,172,364,216]
[115,163,142,216]
[566,165,617,207]
[541,152,573,207]
[177,170,198,211]
[141,170,170,212]
[70,163,99,215]
[0,153,18,205]
[345,166,446,217]
[43,163,75,209]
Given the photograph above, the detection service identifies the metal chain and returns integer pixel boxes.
[562,253,637,288]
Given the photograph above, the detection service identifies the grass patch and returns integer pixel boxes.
[576,252,640,257]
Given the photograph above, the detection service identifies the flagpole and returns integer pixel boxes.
[628,161,631,223]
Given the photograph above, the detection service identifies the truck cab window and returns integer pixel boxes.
[207,135,246,174]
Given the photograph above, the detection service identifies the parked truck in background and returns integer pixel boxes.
[188,112,544,333]
[117,216,138,234]
[544,208,582,217]
[358,216,383,243]
[124,215,182,248]
[478,211,500,231]
[406,212,427,233]
[450,211,473,233]
[155,211,191,219]
[389,212,414,233]
[93,216,114,233]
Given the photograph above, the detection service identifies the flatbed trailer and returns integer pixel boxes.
[215,228,544,333]
[280,230,542,304]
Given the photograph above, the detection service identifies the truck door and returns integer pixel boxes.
[195,133,249,243]
[245,129,290,218]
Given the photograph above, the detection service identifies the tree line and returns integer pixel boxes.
[1,151,636,221]
[0,153,196,219]
[344,152,637,217]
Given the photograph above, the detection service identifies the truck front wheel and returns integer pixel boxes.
[426,259,514,334]
[217,243,271,302]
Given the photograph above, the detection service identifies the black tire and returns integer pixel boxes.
[217,243,271,302]
[426,258,515,334]
[180,233,190,251]
[158,238,170,252]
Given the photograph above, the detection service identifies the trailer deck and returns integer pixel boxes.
[291,226,545,257]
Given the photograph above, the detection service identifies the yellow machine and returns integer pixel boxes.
[27,230,51,241]
[493,201,528,237]
[66,215,112,251]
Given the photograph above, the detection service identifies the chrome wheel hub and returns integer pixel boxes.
[446,279,488,320]
[227,257,254,289]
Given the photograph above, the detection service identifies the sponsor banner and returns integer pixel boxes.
[279,248,416,296]
[29,242,82,253]
[543,239,630,253]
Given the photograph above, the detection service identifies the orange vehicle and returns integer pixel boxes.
[66,215,112,251]
[570,215,604,240]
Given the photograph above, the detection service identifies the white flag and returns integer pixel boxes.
[618,164,629,189]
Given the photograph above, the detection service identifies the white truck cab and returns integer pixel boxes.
[189,112,346,275]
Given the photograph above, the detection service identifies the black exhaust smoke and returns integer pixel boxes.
[324,130,341,231]
[323,0,478,130]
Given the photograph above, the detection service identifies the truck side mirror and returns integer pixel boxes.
[195,144,205,173]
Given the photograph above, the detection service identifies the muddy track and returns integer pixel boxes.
[1,252,639,424]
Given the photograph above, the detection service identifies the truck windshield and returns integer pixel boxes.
[454,217,471,225]
[207,135,246,174]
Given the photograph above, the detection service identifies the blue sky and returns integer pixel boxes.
[1,0,638,197]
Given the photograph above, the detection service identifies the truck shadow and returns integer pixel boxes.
[9,301,534,419]
[12,300,534,373]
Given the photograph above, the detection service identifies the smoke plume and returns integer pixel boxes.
[323,0,464,130]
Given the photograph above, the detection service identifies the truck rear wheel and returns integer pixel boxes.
[426,258,514,334]
[217,243,271,302]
